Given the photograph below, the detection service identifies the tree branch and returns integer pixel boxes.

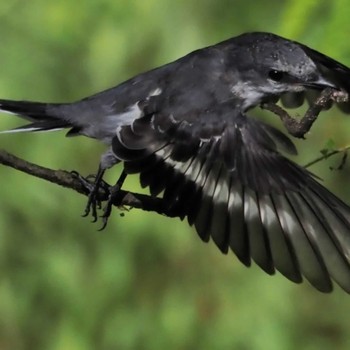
[0,149,178,218]
[261,88,349,138]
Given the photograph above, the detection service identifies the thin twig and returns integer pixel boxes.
[304,145,350,168]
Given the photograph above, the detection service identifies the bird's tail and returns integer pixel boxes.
[0,99,72,133]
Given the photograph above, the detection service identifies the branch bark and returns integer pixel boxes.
[0,149,178,218]
[261,88,349,139]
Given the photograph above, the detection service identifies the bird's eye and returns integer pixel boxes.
[268,70,284,82]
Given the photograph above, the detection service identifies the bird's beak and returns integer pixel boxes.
[303,75,337,90]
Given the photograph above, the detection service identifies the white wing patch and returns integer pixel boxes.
[149,87,162,96]
[113,88,162,135]
[111,102,142,130]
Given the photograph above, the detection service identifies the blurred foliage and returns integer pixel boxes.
[0,1,350,349]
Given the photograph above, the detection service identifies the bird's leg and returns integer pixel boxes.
[83,167,106,221]
[99,170,128,231]
[262,88,349,139]
[71,167,107,222]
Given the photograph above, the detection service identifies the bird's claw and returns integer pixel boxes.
[71,170,127,229]
[98,184,122,231]
[70,170,107,222]
[83,190,100,222]
[98,171,128,230]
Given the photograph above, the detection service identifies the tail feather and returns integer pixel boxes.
[0,99,72,132]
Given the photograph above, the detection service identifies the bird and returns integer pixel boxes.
[1,32,350,293]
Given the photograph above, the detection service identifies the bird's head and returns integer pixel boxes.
[222,32,336,110]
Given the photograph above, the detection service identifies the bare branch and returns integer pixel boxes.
[0,149,178,218]
[262,88,349,138]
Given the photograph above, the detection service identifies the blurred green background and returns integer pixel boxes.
[0,0,350,349]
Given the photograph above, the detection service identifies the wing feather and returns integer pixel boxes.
[111,97,350,293]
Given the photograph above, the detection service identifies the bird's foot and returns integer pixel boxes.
[71,169,127,228]
[99,171,128,230]
[99,184,122,231]
[71,170,108,222]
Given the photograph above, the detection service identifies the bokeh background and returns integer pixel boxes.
[0,1,350,349]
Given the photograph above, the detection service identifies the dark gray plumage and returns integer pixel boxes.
[1,32,350,293]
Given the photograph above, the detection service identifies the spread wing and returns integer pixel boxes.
[112,94,350,293]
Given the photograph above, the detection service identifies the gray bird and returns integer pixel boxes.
[1,32,350,293]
